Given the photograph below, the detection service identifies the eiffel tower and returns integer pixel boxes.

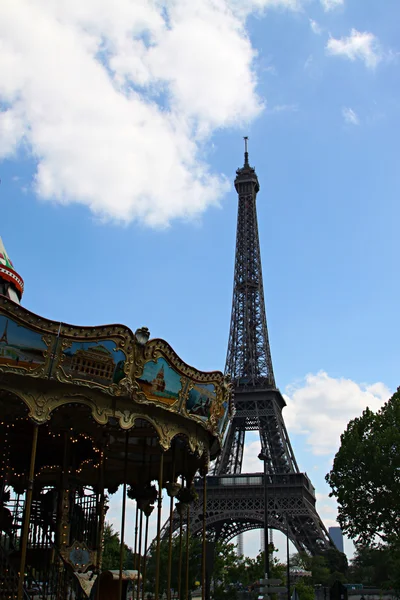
[162,141,333,566]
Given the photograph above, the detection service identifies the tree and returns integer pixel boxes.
[144,537,285,599]
[292,579,315,600]
[145,535,202,597]
[290,549,347,587]
[212,540,241,599]
[323,548,348,577]
[291,553,329,586]
[212,541,286,599]
[348,544,400,593]
[102,523,135,571]
[326,389,400,546]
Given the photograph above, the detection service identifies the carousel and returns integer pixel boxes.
[0,237,233,600]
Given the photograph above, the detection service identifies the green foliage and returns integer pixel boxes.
[292,579,315,600]
[326,388,400,546]
[291,553,329,586]
[145,535,202,597]
[348,544,400,594]
[212,540,242,599]
[144,537,286,599]
[212,543,285,600]
[102,522,135,571]
[325,387,400,595]
[323,548,348,576]
[290,549,347,587]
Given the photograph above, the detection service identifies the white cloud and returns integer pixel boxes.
[326,28,382,69]
[284,371,391,456]
[304,54,314,70]
[310,19,322,35]
[242,435,263,472]
[240,372,391,464]
[232,0,306,14]
[243,372,390,462]
[320,0,344,11]
[317,497,336,516]
[342,107,359,125]
[270,103,299,113]
[315,492,340,530]
[0,0,311,227]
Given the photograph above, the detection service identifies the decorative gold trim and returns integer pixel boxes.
[0,300,57,379]
[139,339,224,384]
[0,296,61,334]
[54,324,135,396]
[0,300,233,450]
[0,383,210,458]
[132,340,227,437]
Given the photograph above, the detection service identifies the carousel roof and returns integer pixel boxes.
[0,236,24,301]
[0,237,15,270]
[0,295,233,490]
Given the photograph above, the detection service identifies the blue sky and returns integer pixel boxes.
[1,0,399,559]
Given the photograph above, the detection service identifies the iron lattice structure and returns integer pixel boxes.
[214,145,297,478]
[225,148,275,391]
[172,473,330,554]
[162,143,332,556]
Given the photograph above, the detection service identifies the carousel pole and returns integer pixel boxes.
[118,430,130,600]
[185,503,190,600]
[54,430,70,600]
[133,503,139,567]
[154,451,164,600]
[96,449,106,600]
[177,476,184,600]
[136,506,144,600]
[141,447,152,600]
[201,470,207,600]
[17,422,39,600]
[141,508,151,600]
[134,439,146,597]
[59,431,70,549]
[0,423,10,505]
[167,447,176,600]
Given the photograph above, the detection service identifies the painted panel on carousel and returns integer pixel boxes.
[137,357,182,406]
[61,340,126,386]
[0,315,47,370]
[186,383,216,420]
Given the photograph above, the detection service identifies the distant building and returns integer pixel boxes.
[329,526,344,553]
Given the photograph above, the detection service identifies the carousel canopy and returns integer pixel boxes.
[0,237,24,303]
[0,295,233,490]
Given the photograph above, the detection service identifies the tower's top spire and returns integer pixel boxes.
[0,237,24,304]
[244,136,249,167]
[235,136,259,192]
